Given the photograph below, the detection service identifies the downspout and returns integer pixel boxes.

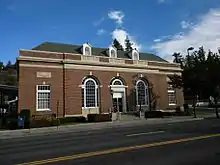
[99,86,101,114]
[149,85,152,112]
[62,53,66,117]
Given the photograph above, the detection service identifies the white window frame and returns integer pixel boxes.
[83,43,92,56]
[168,85,176,106]
[36,85,51,111]
[109,47,117,58]
[82,78,99,109]
[132,50,139,60]
[136,80,148,106]
[112,79,123,86]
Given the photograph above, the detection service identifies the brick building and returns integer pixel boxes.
[17,42,184,117]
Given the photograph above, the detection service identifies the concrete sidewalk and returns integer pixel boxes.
[0,116,207,140]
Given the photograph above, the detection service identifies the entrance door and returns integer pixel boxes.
[112,93,123,112]
[112,98,123,112]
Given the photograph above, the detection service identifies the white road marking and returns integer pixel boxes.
[126,131,165,137]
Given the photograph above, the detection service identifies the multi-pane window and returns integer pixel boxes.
[136,80,148,106]
[111,49,116,58]
[133,52,139,60]
[85,47,91,56]
[82,78,99,108]
[37,85,50,111]
[113,79,123,85]
[168,85,176,105]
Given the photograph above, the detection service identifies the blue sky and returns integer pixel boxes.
[1,0,220,63]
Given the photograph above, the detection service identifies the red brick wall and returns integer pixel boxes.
[19,63,184,116]
[20,50,63,59]
[18,52,184,116]
[18,62,64,117]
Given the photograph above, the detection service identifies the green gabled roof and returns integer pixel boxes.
[32,42,167,62]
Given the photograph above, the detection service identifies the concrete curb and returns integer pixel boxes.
[0,116,206,140]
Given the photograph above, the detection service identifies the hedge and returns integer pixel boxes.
[59,116,86,124]
[145,111,164,118]
[30,116,60,128]
[87,114,111,122]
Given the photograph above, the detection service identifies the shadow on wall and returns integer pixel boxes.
[149,82,160,111]
[126,82,160,112]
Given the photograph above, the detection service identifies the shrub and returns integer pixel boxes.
[30,116,60,128]
[145,111,164,118]
[59,116,86,124]
[175,106,181,113]
[162,111,172,116]
[87,114,111,122]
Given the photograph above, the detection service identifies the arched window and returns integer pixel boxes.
[112,79,123,85]
[82,78,99,108]
[136,80,148,106]
[110,49,116,58]
[85,47,91,56]
[133,52,139,60]
[167,84,176,105]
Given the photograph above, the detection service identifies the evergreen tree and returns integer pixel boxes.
[124,36,133,51]
[172,52,183,67]
[6,60,12,67]
[169,47,220,118]
[113,39,123,51]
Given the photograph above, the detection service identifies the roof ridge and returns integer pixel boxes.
[32,42,167,62]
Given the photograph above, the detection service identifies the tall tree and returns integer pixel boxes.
[6,60,12,67]
[0,61,4,70]
[113,39,123,51]
[169,47,220,118]
[124,36,133,51]
[172,52,183,67]
[202,51,220,118]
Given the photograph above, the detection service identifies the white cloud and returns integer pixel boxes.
[93,17,105,26]
[107,10,141,51]
[153,35,171,42]
[158,0,165,3]
[93,10,142,51]
[108,10,124,25]
[151,8,220,62]
[154,38,162,42]
[97,29,106,35]
[180,21,194,29]
[112,28,142,51]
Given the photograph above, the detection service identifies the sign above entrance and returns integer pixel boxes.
[36,72,51,78]
[113,93,122,98]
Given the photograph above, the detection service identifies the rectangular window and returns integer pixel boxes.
[168,85,176,105]
[37,85,51,111]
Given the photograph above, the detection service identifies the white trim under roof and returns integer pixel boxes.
[19,49,181,66]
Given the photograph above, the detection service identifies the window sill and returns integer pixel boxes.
[36,109,51,112]
[82,107,99,110]
[168,104,176,106]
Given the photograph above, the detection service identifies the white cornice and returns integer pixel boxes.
[19,63,181,76]
[18,55,182,72]
[19,49,181,66]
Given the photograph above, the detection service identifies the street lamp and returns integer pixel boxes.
[187,47,194,56]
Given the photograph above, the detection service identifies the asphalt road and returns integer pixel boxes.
[0,119,220,165]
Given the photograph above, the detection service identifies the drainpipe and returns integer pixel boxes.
[149,85,152,112]
[99,86,101,114]
[62,53,66,117]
